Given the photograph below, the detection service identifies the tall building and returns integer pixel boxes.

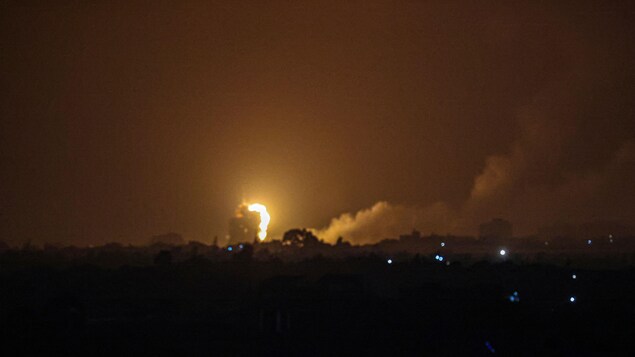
[228,204,260,245]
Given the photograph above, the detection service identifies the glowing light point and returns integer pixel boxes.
[587,239,592,245]
[485,341,496,353]
[387,259,393,265]
[227,246,233,252]
[499,249,506,256]
[569,296,576,303]
[508,290,520,303]
[572,274,577,280]
[247,203,270,241]
[440,242,446,247]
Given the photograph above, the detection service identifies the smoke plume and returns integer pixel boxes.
[316,33,635,244]
[316,201,458,244]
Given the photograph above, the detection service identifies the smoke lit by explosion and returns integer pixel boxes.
[228,203,270,243]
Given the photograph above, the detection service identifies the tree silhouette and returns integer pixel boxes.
[282,228,319,248]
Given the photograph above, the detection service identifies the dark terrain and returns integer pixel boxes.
[1,244,633,356]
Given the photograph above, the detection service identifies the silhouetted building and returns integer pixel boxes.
[228,204,259,245]
[399,229,422,243]
[479,218,513,240]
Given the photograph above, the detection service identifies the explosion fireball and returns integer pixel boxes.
[248,203,270,241]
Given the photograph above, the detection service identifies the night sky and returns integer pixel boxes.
[1,1,634,245]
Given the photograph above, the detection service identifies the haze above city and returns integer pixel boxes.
[1,1,633,246]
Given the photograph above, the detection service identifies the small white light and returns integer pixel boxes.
[499,249,506,256]
[572,274,577,280]
[587,239,592,245]
[569,296,576,303]
[387,259,393,264]
[440,242,445,247]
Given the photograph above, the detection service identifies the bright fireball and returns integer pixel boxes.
[247,203,270,241]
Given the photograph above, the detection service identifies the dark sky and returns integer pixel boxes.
[1,1,634,245]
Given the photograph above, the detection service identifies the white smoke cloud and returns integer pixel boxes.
[316,90,635,243]
[315,11,635,244]
[316,140,634,244]
[315,201,460,244]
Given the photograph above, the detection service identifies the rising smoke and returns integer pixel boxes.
[316,28,635,244]
[315,201,457,244]
[317,134,634,244]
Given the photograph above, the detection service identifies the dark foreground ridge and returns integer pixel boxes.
[1,241,633,356]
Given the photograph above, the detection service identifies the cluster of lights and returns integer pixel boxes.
[505,289,579,305]
[434,254,445,262]
[227,244,247,252]
[508,291,520,303]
